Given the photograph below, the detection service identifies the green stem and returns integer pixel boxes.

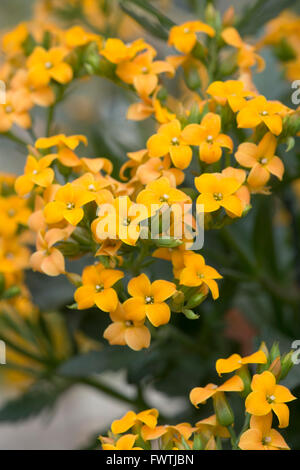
[46,105,55,137]
[237,412,251,442]
[228,426,239,450]
[0,333,53,366]
[2,132,29,148]
[120,0,175,28]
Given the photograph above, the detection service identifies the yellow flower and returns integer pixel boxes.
[195,173,243,217]
[235,132,284,188]
[101,38,153,64]
[182,113,233,164]
[216,350,267,376]
[11,69,55,108]
[102,434,142,451]
[64,25,102,49]
[27,46,73,88]
[147,120,192,169]
[245,371,296,428]
[104,302,151,351]
[239,413,290,450]
[0,196,31,237]
[206,80,255,112]
[236,96,286,135]
[35,134,87,168]
[136,176,190,216]
[123,273,176,327]
[111,409,158,434]
[15,155,55,196]
[168,21,215,55]
[0,90,32,133]
[116,50,174,98]
[30,228,69,277]
[222,27,265,72]
[179,253,222,300]
[74,264,124,312]
[43,183,95,226]
[190,375,244,407]
[1,23,28,56]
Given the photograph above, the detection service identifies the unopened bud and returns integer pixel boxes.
[280,351,294,380]
[182,308,199,320]
[237,365,252,397]
[213,392,234,427]
[184,67,202,91]
[66,272,82,287]
[186,292,206,309]
[170,291,185,312]
[274,38,297,62]
[268,357,281,380]
[2,286,21,299]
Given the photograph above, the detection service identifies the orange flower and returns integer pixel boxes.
[101,38,153,64]
[182,113,233,163]
[43,183,95,226]
[30,228,69,276]
[0,196,31,237]
[72,172,112,205]
[222,27,265,72]
[74,264,124,312]
[179,253,222,300]
[0,90,32,133]
[206,80,255,112]
[235,132,284,188]
[123,273,176,327]
[102,434,142,451]
[27,46,73,88]
[168,21,215,55]
[216,350,267,376]
[245,371,296,428]
[35,134,87,168]
[136,157,184,186]
[15,155,55,196]
[11,69,55,107]
[239,413,290,450]
[236,96,286,135]
[195,173,243,217]
[1,23,28,56]
[147,120,192,169]
[111,409,158,434]
[116,50,174,98]
[136,177,190,215]
[195,414,230,439]
[104,302,151,351]
[190,375,244,407]
[64,26,102,49]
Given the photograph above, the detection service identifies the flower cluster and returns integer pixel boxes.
[100,344,296,450]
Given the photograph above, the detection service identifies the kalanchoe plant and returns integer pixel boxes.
[0,0,300,450]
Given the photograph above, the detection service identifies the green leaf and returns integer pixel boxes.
[57,348,136,377]
[237,0,298,36]
[120,4,169,40]
[0,382,67,423]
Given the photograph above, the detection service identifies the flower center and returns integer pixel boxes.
[45,61,53,69]
[206,135,214,143]
[171,137,179,145]
[141,66,148,74]
[267,394,276,403]
[8,209,15,217]
[183,27,190,33]
[145,295,154,304]
[125,320,133,327]
[260,157,268,165]
[213,192,223,201]
[5,105,13,113]
[261,110,268,116]
[262,436,272,445]
[95,284,104,292]
[32,169,38,175]
[160,193,170,202]
[88,184,96,191]
[66,202,75,210]
[197,272,204,279]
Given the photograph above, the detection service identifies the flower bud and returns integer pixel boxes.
[274,38,297,62]
[268,357,281,381]
[186,292,206,309]
[237,365,252,397]
[2,286,21,299]
[170,291,185,312]
[213,392,234,427]
[184,67,202,91]
[182,308,199,320]
[280,351,294,380]
[193,433,204,450]
[269,342,280,363]
[154,238,182,248]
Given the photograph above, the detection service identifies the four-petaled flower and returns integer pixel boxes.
[74,264,124,312]
[245,371,296,428]
[168,21,215,55]
[239,413,290,450]
[179,253,222,300]
[123,273,176,327]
